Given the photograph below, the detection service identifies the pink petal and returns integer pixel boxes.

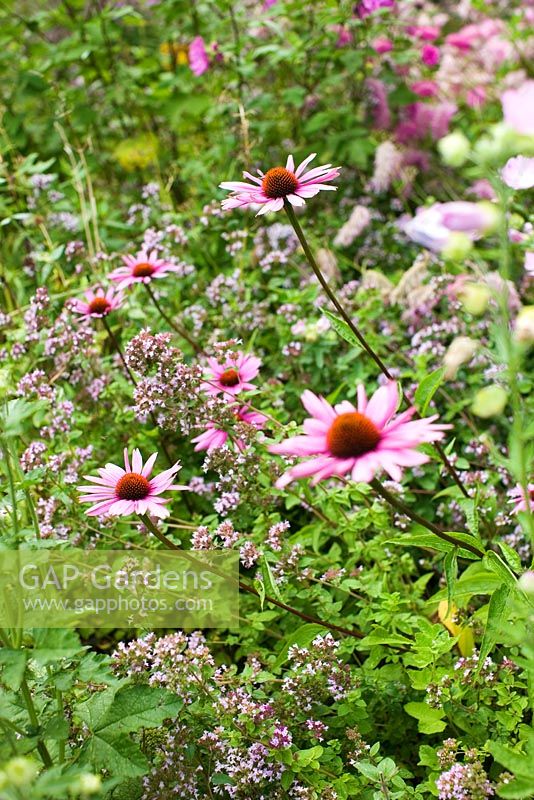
[295,153,317,177]
[301,390,336,424]
[365,381,399,428]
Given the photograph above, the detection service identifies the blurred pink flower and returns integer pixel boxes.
[525,252,534,277]
[411,80,439,98]
[71,286,123,318]
[333,25,353,47]
[372,38,392,54]
[202,352,261,396]
[192,406,267,452]
[270,381,449,487]
[109,250,182,289]
[404,202,495,252]
[469,179,496,200]
[501,156,534,190]
[502,81,534,135]
[466,87,486,108]
[508,483,533,514]
[421,44,440,66]
[189,36,209,76]
[407,25,440,41]
[77,448,186,518]
[357,0,394,18]
[220,154,340,215]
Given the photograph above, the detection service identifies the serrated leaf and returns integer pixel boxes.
[320,308,361,349]
[478,584,511,666]
[0,649,27,690]
[404,702,446,734]
[415,368,445,414]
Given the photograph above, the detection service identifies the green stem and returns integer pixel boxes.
[144,283,202,353]
[370,479,484,558]
[140,515,364,640]
[284,202,469,499]
[20,677,53,767]
[2,438,20,537]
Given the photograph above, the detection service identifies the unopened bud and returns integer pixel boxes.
[471,385,508,418]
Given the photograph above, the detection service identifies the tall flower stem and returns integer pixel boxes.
[20,677,53,767]
[144,283,202,354]
[102,318,175,469]
[370,479,484,558]
[284,202,469,499]
[102,317,138,386]
[140,515,364,641]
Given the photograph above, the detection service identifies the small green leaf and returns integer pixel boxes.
[321,308,361,349]
[415,368,445,414]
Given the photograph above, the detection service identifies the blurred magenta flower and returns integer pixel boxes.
[71,286,123,318]
[109,249,183,289]
[406,25,440,41]
[421,44,440,67]
[356,0,394,19]
[411,80,439,98]
[270,381,449,487]
[202,352,262,396]
[508,483,534,515]
[192,406,267,452]
[189,36,209,76]
[501,81,534,135]
[372,38,393,54]
[219,154,340,215]
[501,156,534,190]
[77,448,186,517]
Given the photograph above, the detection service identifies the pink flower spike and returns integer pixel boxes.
[71,285,124,319]
[189,36,209,76]
[77,448,187,518]
[192,406,267,452]
[501,156,534,190]
[269,381,450,487]
[508,483,534,515]
[201,352,261,397]
[109,249,183,290]
[219,153,340,216]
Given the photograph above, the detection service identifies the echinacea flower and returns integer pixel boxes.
[202,352,261,396]
[219,154,340,216]
[508,483,534,514]
[269,381,450,487]
[71,286,124,318]
[192,406,267,452]
[77,448,187,518]
[501,156,534,190]
[109,250,182,290]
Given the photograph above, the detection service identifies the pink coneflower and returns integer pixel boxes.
[269,381,450,487]
[192,406,267,452]
[71,286,123,318]
[202,352,261,396]
[109,250,182,289]
[508,483,534,514]
[77,448,187,518]
[219,154,340,216]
